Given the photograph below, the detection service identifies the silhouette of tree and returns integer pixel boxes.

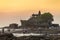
[41,12,53,22]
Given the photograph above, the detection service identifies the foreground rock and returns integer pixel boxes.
[0,33,60,40]
[0,33,16,40]
[0,33,49,40]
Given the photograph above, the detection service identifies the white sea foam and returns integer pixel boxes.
[13,33,42,37]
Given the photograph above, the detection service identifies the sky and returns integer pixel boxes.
[0,0,60,27]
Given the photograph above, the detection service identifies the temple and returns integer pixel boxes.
[20,11,59,28]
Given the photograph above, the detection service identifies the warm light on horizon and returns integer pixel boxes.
[0,0,60,27]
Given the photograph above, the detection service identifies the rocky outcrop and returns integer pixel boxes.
[0,33,16,40]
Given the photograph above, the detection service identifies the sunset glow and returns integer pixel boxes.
[0,0,60,27]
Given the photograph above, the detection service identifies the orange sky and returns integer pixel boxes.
[0,0,60,27]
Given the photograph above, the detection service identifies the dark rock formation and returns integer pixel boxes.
[0,33,16,40]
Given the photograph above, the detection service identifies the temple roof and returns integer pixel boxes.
[32,11,41,17]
